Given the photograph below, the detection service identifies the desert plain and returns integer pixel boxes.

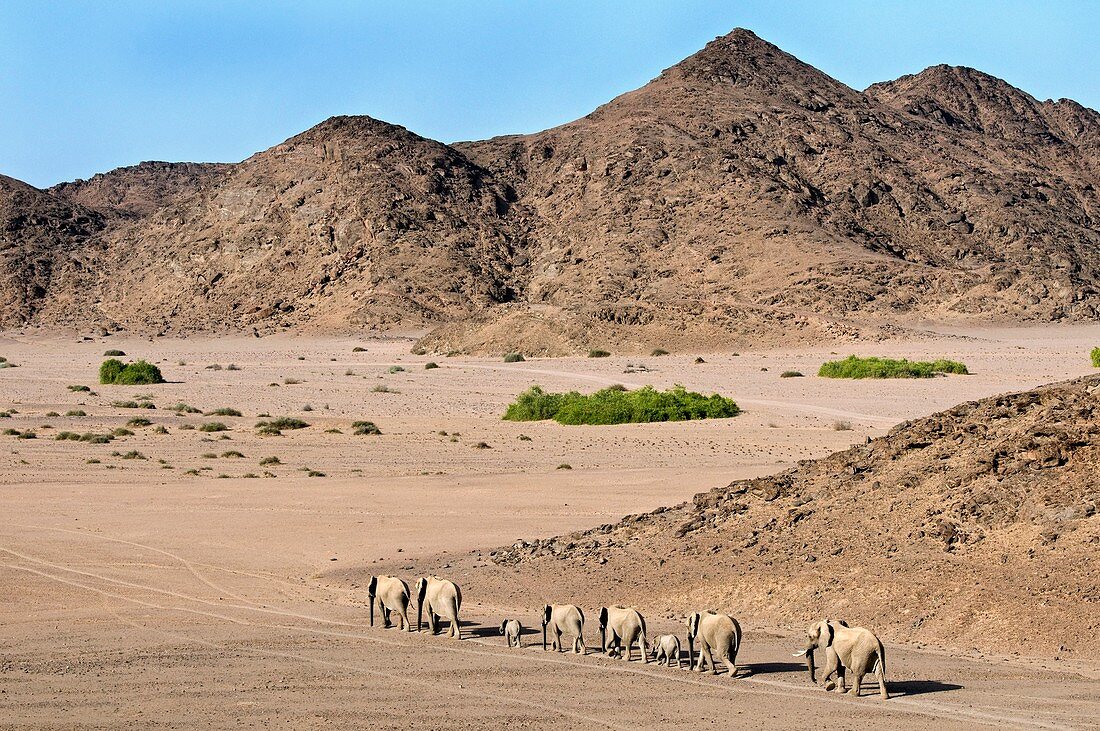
[1,324,1098,730]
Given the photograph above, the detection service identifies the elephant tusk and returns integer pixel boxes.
[792,650,807,657]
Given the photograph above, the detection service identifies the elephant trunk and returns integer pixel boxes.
[369,594,375,627]
[687,635,694,671]
[542,622,547,651]
[600,625,606,654]
[804,647,816,684]
[416,581,426,632]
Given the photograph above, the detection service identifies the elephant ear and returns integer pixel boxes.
[599,607,608,628]
[823,621,835,648]
[687,612,699,638]
[543,604,552,626]
[499,620,507,635]
[834,618,849,627]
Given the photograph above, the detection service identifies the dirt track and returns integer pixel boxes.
[2,327,1099,728]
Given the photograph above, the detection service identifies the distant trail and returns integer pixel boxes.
[460,363,900,427]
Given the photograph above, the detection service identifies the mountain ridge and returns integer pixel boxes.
[3,28,1099,350]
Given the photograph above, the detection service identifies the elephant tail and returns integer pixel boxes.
[639,613,648,651]
[454,583,462,613]
[873,641,886,678]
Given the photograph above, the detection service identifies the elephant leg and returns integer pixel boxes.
[576,635,586,655]
[451,613,461,640]
[877,662,888,700]
[554,629,562,652]
[850,671,864,697]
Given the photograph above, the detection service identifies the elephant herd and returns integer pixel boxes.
[368,574,889,700]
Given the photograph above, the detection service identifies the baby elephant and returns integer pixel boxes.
[500,618,522,648]
[650,634,682,667]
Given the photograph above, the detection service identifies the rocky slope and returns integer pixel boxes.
[481,376,1100,657]
[3,29,1100,348]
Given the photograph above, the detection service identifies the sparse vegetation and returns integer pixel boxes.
[588,349,611,358]
[67,384,91,392]
[307,470,326,478]
[221,450,245,458]
[103,349,126,357]
[65,410,86,417]
[352,346,366,352]
[503,384,740,425]
[170,402,201,413]
[372,384,399,393]
[1091,347,1100,368]
[205,364,223,371]
[45,411,60,417]
[557,463,572,470]
[120,450,146,460]
[126,417,152,427]
[205,407,242,417]
[283,377,301,385]
[780,370,804,378]
[352,421,381,435]
[694,357,706,364]
[301,404,313,412]
[833,420,853,431]
[112,428,134,437]
[503,353,525,363]
[424,362,439,369]
[518,434,532,441]
[818,355,969,379]
[258,456,281,466]
[254,416,308,437]
[651,348,669,356]
[153,425,168,434]
[199,422,229,432]
[226,363,241,371]
[99,359,165,385]
[16,431,36,439]
[111,400,155,409]
[387,365,405,373]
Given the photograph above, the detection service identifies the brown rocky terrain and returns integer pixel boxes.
[2,29,1099,352]
[477,375,1100,658]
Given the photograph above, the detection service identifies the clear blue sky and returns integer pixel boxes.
[3,0,1097,188]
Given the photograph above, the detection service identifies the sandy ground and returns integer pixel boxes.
[2,325,1099,729]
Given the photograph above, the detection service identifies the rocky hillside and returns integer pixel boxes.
[3,29,1100,348]
[483,376,1100,657]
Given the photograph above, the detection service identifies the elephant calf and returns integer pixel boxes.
[650,634,681,667]
[794,619,888,699]
[500,619,522,648]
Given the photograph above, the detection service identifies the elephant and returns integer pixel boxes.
[793,619,888,699]
[650,634,682,667]
[542,604,586,654]
[599,606,648,662]
[687,611,742,677]
[500,618,522,648]
[367,575,411,630]
[415,576,462,639]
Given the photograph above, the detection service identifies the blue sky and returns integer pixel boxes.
[2,1,1097,188]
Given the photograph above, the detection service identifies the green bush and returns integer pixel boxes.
[256,416,309,431]
[387,365,405,374]
[199,422,228,432]
[1091,347,1100,368]
[259,456,281,466]
[171,403,201,414]
[817,355,969,379]
[780,370,804,378]
[67,385,91,392]
[503,353,525,363]
[99,359,164,385]
[424,362,439,370]
[65,410,86,417]
[126,417,152,427]
[206,407,242,417]
[352,420,382,435]
[503,384,740,425]
[588,349,611,358]
[651,349,669,357]
[103,349,126,357]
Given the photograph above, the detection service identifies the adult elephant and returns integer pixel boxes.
[415,576,462,639]
[598,606,647,662]
[542,604,586,654]
[686,611,741,677]
[367,575,411,630]
[794,619,888,699]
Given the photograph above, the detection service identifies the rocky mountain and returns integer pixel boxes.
[484,375,1100,657]
[3,29,1099,349]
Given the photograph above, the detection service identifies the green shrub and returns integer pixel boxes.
[256,425,282,436]
[1091,347,1100,368]
[121,450,146,460]
[171,403,201,414]
[259,456,281,466]
[103,349,126,357]
[307,470,326,478]
[694,357,706,364]
[112,428,134,437]
[79,432,113,444]
[352,421,381,435]
[67,385,91,392]
[2,428,19,436]
[99,359,165,385]
[153,425,168,434]
[256,416,308,431]
[387,365,405,373]
[372,384,398,393]
[588,349,611,358]
[45,411,60,417]
[503,353,525,363]
[226,364,241,371]
[205,407,242,417]
[221,450,245,458]
[126,417,152,427]
[651,349,669,357]
[55,431,80,441]
[557,463,572,470]
[65,410,86,417]
[199,422,228,432]
[17,431,36,439]
[780,370,803,378]
[503,384,740,425]
[352,346,366,352]
[817,355,969,379]
[424,362,439,370]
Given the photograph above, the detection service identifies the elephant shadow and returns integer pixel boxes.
[742,661,805,675]
[888,680,963,697]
